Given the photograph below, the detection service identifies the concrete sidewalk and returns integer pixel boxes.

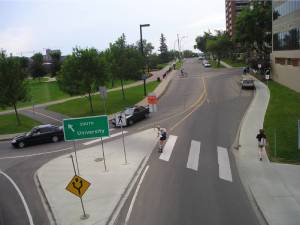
[235,79,300,225]
[37,128,158,225]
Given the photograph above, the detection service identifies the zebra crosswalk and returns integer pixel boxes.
[158,135,233,183]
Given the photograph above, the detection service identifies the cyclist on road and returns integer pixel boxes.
[157,125,167,153]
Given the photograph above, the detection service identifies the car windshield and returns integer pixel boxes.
[124,108,134,115]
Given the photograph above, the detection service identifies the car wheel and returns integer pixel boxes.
[128,120,134,126]
[52,136,59,143]
[18,141,25,148]
[144,113,149,118]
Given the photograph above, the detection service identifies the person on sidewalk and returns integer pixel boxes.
[157,125,167,153]
[256,129,267,161]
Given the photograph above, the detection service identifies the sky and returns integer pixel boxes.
[0,0,225,57]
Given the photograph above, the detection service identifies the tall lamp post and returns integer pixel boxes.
[140,24,150,96]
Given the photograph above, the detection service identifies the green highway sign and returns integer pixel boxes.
[63,116,110,141]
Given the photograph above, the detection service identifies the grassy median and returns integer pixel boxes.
[264,81,300,164]
[47,81,159,117]
[0,113,40,135]
[209,60,225,68]
[222,59,246,68]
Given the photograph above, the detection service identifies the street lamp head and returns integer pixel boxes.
[140,24,150,27]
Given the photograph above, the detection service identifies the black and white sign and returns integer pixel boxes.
[115,113,127,127]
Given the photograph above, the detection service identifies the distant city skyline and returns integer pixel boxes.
[0,0,225,57]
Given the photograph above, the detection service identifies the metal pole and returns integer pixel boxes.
[103,98,107,115]
[73,141,80,175]
[140,25,147,96]
[70,155,77,176]
[274,129,277,158]
[79,197,89,220]
[101,137,107,171]
[121,124,128,164]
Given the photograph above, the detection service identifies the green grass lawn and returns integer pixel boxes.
[222,59,247,68]
[175,60,183,70]
[47,81,160,117]
[0,113,40,135]
[264,81,300,164]
[209,60,225,68]
[0,79,137,111]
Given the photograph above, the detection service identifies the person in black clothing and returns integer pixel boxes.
[256,129,267,161]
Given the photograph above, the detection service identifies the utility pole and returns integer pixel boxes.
[139,24,150,96]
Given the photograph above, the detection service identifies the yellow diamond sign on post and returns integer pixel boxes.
[66,175,91,198]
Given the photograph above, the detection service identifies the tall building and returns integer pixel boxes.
[225,0,250,37]
[272,0,300,92]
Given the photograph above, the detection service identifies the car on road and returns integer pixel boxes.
[11,124,64,148]
[204,62,211,67]
[111,106,150,127]
[240,76,255,89]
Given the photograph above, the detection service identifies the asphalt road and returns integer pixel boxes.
[0,58,257,225]
[115,58,259,225]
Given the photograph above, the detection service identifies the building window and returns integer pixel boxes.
[291,58,299,66]
[273,1,300,20]
[273,26,300,51]
[287,58,292,65]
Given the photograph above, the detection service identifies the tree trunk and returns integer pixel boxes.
[120,79,125,100]
[217,58,220,67]
[111,79,114,88]
[13,103,21,126]
[88,92,94,113]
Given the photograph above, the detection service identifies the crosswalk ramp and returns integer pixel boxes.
[158,135,233,182]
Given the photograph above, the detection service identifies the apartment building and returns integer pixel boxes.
[225,0,250,37]
[272,0,300,92]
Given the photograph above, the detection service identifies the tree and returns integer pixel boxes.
[182,50,198,58]
[235,1,272,65]
[49,50,61,77]
[108,34,143,100]
[206,31,233,66]
[0,53,29,125]
[30,53,45,81]
[194,31,214,53]
[136,39,154,57]
[159,33,169,63]
[57,48,107,113]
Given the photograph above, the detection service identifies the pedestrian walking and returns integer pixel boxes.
[157,125,167,153]
[256,129,267,161]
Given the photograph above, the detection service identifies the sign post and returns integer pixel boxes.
[298,120,300,150]
[63,116,110,171]
[115,113,128,164]
[99,86,107,114]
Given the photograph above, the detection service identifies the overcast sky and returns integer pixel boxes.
[0,0,225,56]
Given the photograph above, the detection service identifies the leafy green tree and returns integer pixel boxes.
[57,48,107,113]
[0,53,29,125]
[108,34,143,100]
[159,33,170,63]
[194,31,214,53]
[206,31,233,66]
[235,1,272,64]
[49,50,61,77]
[30,53,45,81]
[136,39,154,57]
[183,50,198,58]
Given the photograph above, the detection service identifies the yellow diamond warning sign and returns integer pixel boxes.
[66,175,91,198]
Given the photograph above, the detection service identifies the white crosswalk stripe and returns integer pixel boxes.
[159,135,178,162]
[186,140,201,171]
[217,146,233,182]
[83,131,127,146]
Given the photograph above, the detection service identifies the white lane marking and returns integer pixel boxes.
[0,147,73,160]
[186,140,201,171]
[159,135,177,162]
[0,170,35,225]
[83,131,128,146]
[24,109,61,122]
[125,165,149,225]
[217,147,233,182]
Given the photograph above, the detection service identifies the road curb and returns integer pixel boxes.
[34,171,58,225]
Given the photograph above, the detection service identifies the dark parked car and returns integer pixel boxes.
[111,106,150,127]
[11,124,64,148]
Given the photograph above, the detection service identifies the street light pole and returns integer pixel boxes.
[139,24,150,96]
